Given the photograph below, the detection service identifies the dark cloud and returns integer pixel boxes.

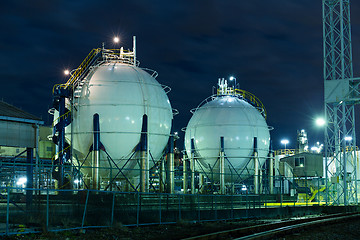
[1,0,359,149]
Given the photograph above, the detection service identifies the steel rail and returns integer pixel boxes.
[184,212,360,240]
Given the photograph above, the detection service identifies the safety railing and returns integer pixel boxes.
[51,110,71,128]
[52,48,101,93]
[53,47,141,94]
[275,149,298,156]
[65,48,101,89]
[275,147,359,156]
[214,88,267,119]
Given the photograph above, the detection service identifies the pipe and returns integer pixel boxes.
[166,135,175,194]
[199,173,204,193]
[35,124,40,189]
[133,36,136,66]
[160,158,165,193]
[58,95,66,188]
[93,113,100,190]
[269,141,274,194]
[140,114,148,192]
[220,136,225,194]
[190,138,195,194]
[254,137,259,194]
[183,158,188,194]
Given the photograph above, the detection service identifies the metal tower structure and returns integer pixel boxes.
[323,0,359,205]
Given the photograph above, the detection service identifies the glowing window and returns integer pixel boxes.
[295,157,305,167]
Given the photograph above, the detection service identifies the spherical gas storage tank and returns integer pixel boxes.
[70,61,173,179]
[184,80,270,182]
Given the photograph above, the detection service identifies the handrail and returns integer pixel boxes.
[53,47,141,93]
[52,110,71,128]
[52,48,101,93]
[275,149,298,155]
[52,144,71,162]
[193,88,267,119]
[65,48,101,88]
[234,89,267,119]
[275,146,359,156]
[141,67,158,79]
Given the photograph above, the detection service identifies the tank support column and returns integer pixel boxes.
[199,173,204,193]
[92,114,100,190]
[160,159,165,193]
[140,115,149,193]
[190,138,195,194]
[183,158,188,194]
[220,136,226,194]
[166,135,175,193]
[269,141,274,194]
[254,137,259,194]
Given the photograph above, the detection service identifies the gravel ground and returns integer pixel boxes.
[2,217,360,240]
[1,220,258,240]
[278,218,360,240]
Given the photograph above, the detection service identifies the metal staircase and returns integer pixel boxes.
[50,48,103,187]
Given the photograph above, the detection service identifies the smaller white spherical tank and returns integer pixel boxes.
[69,62,173,179]
[184,94,270,181]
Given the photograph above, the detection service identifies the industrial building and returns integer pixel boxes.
[1,0,360,236]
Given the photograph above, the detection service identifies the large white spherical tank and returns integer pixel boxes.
[184,95,270,181]
[70,62,172,179]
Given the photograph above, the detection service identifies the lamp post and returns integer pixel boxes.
[229,76,237,90]
[113,36,121,59]
[281,139,289,151]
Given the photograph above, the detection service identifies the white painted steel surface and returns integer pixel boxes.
[185,95,270,180]
[70,62,172,178]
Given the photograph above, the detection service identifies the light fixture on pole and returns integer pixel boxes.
[229,76,237,90]
[344,136,352,141]
[315,117,326,127]
[113,36,120,43]
[281,139,289,151]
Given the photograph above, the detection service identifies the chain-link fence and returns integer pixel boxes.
[1,158,360,236]
[0,182,335,236]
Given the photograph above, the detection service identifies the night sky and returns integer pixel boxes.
[1,0,360,150]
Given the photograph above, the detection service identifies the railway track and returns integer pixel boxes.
[183,212,360,240]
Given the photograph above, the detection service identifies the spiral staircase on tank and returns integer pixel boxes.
[51,88,72,188]
[50,48,103,188]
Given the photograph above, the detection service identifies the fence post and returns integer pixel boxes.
[46,188,49,231]
[215,195,217,221]
[178,194,181,221]
[246,192,248,218]
[231,193,234,219]
[111,192,115,226]
[82,190,90,228]
[6,187,10,235]
[197,194,200,222]
[159,193,162,224]
[136,192,140,227]
[259,195,261,217]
